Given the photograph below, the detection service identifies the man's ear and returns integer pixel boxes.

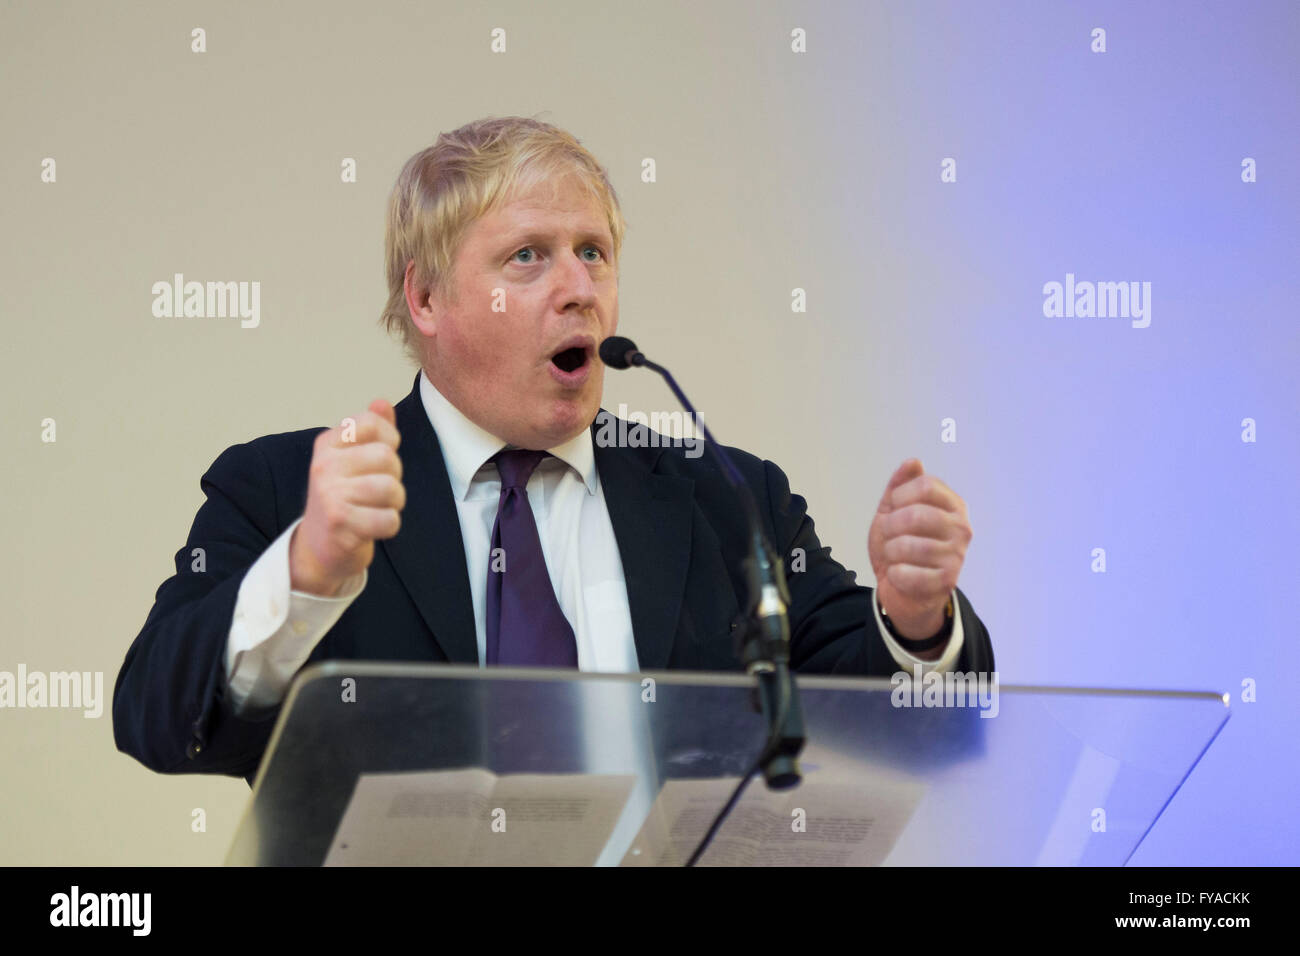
[404,260,438,336]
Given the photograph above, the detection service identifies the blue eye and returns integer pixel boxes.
[511,245,604,265]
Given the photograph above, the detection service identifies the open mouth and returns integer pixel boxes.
[551,346,589,374]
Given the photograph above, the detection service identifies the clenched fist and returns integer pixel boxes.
[867,458,972,642]
[288,399,406,597]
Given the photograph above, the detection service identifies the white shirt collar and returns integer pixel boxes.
[419,369,597,500]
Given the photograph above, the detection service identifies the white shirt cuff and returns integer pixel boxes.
[873,588,965,674]
[224,517,367,714]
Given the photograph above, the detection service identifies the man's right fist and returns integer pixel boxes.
[288,399,406,597]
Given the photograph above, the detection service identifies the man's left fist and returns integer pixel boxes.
[867,458,972,641]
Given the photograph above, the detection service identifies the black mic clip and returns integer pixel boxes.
[734,529,792,671]
[734,527,804,790]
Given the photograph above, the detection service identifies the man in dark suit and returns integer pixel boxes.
[113,117,993,785]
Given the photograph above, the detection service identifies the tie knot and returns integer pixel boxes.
[493,449,548,489]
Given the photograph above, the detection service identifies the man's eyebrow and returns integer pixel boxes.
[500,228,613,249]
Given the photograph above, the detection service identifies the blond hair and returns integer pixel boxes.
[379,115,628,366]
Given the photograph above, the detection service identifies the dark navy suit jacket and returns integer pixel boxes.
[113,373,994,784]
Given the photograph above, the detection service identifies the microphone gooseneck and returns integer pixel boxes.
[598,336,747,491]
[598,334,807,865]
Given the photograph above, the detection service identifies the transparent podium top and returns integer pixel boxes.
[226,663,1229,866]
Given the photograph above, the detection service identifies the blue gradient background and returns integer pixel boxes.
[806,1,1299,863]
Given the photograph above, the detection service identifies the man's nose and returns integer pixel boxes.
[554,248,599,311]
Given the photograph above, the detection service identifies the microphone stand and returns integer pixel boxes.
[620,350,806,792]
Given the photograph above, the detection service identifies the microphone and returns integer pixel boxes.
[599,335,804,793]
[598,336,645,370]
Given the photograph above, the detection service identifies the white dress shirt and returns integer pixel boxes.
[222,371,963,715]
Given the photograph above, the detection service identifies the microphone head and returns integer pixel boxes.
[599,336,642,370]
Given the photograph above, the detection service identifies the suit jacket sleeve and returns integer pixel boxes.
[112,439,288,778]
[754,457,995,677]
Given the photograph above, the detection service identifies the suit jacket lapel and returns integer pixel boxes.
[592,416,695,670]
[379,373,479,664]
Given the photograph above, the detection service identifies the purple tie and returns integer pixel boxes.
[485,449,579,667]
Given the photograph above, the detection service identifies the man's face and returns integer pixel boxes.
[408,173,619,450]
